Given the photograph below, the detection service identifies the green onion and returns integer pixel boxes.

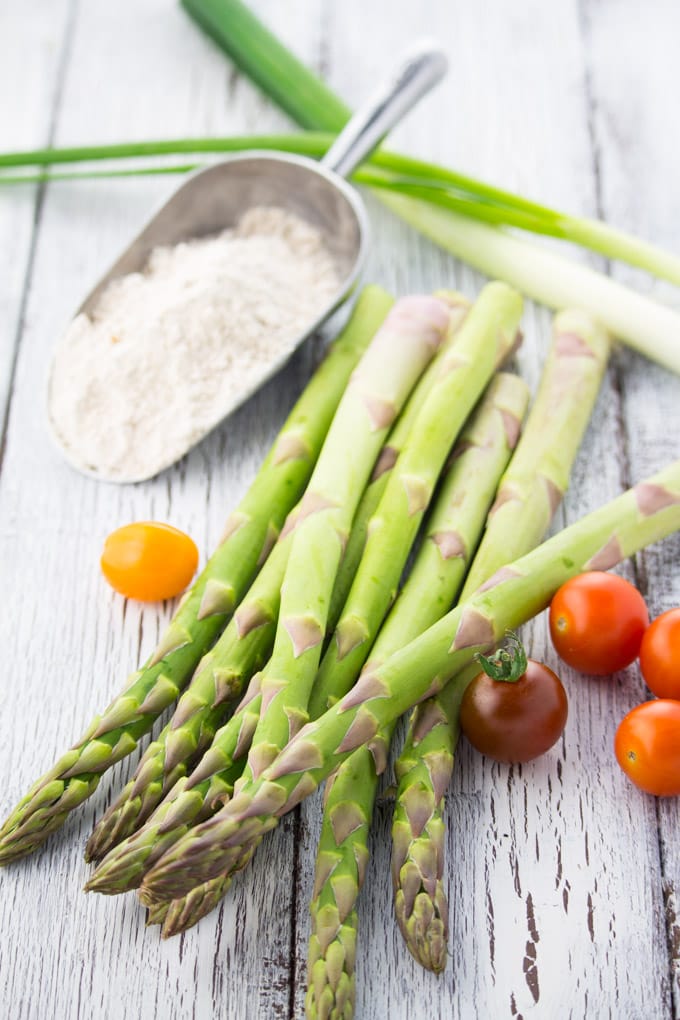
[3,133,680,290]
[0,164,202,185]
[175,0,680,287]
[0,135,331,169]
[2,0,679,370]
[381,192,680,371]
[181,0,349,132]
[178,0,680,373]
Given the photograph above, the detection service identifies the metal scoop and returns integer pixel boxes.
[47,43,448,482]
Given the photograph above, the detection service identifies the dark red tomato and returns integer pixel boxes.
[549,571,649,675]
[460,659,568,763]
[614,700,680,796]
[639,608,680,699]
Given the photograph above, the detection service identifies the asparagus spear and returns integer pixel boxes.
[91,282,458,862]
[310,281,524,719]
[250,292,452,795]
[306,755,371,1020]
[145,295,447,936]
[203,293,448,840]
[325,293,470,638]
[156,879,231,937]
[90,299,470,931]
[459,309,611,599]
[85,294,449,895]
[86,672,264,895]
[392,308,611,971]
[306,373,529,1017]
[365,374,530,670]
[104,299,471,929]
[144,897,170,927]
[390,679,463,975]
[140,458,680,900]
[146,282,522,930]
[0,286,393,866]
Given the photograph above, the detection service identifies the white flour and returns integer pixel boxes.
[48,206,341,482]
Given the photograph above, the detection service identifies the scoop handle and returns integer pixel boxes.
[321,42,448,178]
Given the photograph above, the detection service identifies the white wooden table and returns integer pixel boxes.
[1,2,679,1018]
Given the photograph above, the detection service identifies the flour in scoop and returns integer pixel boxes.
[48,206,341,482]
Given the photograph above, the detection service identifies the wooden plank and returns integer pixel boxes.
[0,1,73,450]
[581,0,680,1013]
[291,0,677,1017]
[0,2,324,1019]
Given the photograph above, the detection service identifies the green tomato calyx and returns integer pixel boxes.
[475,631,528,683]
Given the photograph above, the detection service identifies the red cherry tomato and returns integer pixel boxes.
[549,571,649,675]
[460,659,568,763]
[614,700,680,796]
[639,608,680,699]
[101,522,198,601]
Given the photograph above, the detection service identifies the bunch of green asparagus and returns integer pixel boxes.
[2,282,680,1020]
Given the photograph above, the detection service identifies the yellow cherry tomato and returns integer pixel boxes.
[101,522,198,601]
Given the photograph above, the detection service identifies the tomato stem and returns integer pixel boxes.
[475,631,528,683]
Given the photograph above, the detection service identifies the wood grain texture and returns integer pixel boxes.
[0,2,73,444]
[1,0,679,1018]
[582,2,680,1013]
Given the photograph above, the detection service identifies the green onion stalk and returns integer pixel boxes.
[4,132,680,300]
